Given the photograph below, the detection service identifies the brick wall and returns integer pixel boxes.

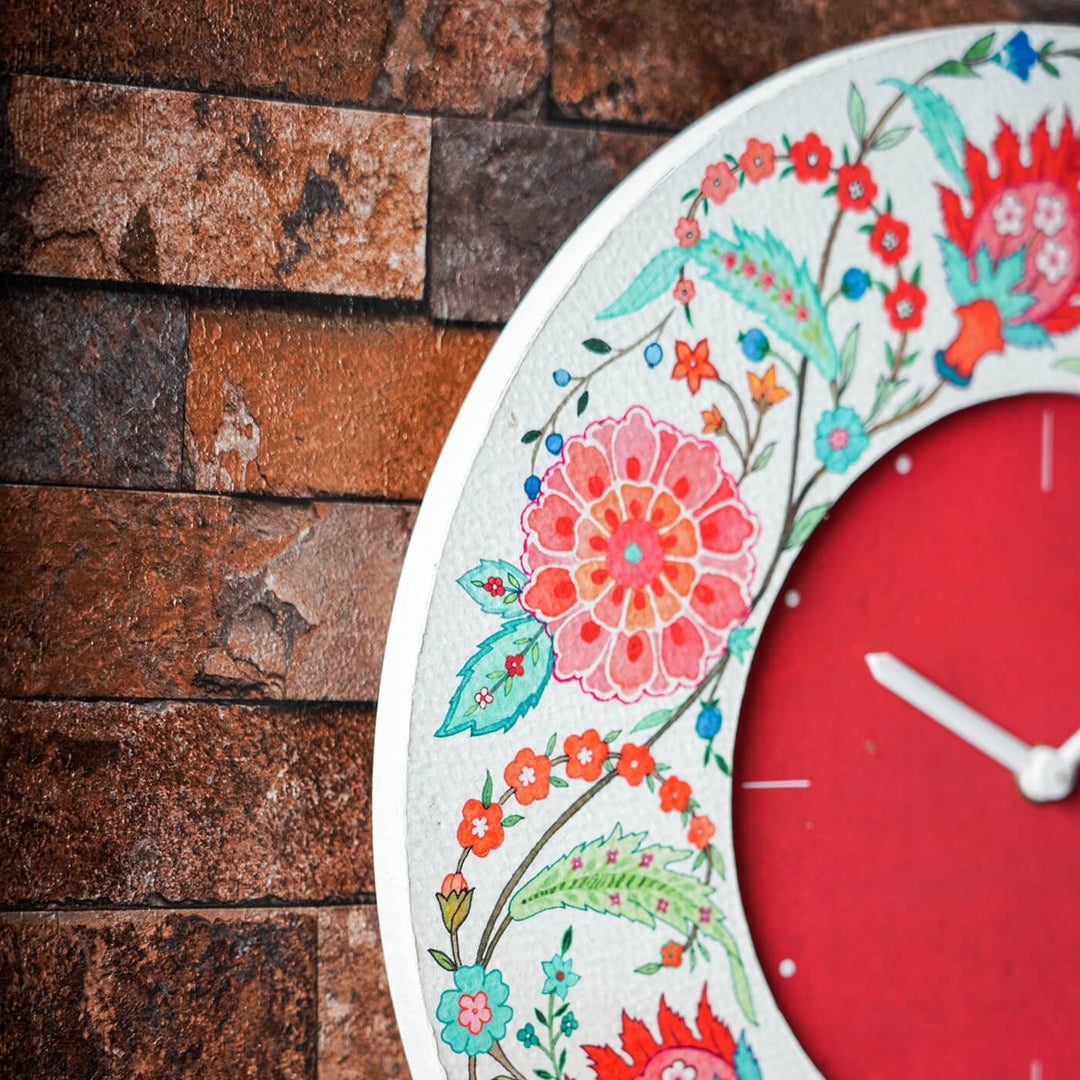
[0,1,1070,1075]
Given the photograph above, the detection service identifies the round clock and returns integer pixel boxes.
[375,24,1080,1080]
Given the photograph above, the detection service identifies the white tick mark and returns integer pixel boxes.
[1041,409,1054,493]
[779,958,796,978]
[784,589,801,608]
[1030,1059,1043,1080]
[895,453,912,475]
[740,779,811,789]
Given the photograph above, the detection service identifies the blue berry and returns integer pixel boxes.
[740,328,769,362]
[644,342,663,367]
[553,368,571,386]
[841,267,869,300]
[696,705,722,740]
[545,432,564,455]
[524,474,542,500]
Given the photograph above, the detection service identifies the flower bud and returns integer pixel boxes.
[436,874,474,934]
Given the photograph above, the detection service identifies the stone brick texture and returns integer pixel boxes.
[1,0,1076,1074]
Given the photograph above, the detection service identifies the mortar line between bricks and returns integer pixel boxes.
[0,693,379,710]
[0,896,379,915]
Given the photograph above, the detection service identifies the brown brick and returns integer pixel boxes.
[1,75,430,297]
[0,486,413,701]
[429,119,667,323]
[550,0,1031,129]
[0,282,188,488]
[0,909,316,1078]
[1,0,548,120]
[0,700,374,905]
[184,305,495,499]
[318,907,411,1080]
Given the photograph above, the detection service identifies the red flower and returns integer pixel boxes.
[564,729,609,781]
[482,576,505,596]
[456,799,503,856]
[836,162,877,212]
[504,747,551,805]
[739,138,775,183]
[721,251,737,271]
[790,132,832,182]
[504,653,524,677]
[658,775,691,812]
[701,161,737,204]
[672,339,719,395]
[870,213,910,265]
[675,216,701,248]
[672,279,696,305]
[884,280,927,331]
[688,815,715,850]
[759,270,775,290]
[440,872,468,896]
[660,941,683,967]
[616,742,655,786]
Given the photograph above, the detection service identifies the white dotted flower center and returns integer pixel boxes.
[518,766,536,787]
[471,816,489,838]
[577,747,592,765]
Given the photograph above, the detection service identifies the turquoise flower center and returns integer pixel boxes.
[623,540,643,564]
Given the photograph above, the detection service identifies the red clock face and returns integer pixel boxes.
[733,393,1080,1079]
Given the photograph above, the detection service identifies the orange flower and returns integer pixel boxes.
[672,339,718,395]
[688,815,716,850]
[701,404,726,434]
[661,941,683,967]
[747,364,789,407]
[456,798,504,856]
[616,742,655,786]
[658,775,691,813]
[440,872,468,896]
[564,729,609,781]
[739,138,775,183]
[504,747,551,805]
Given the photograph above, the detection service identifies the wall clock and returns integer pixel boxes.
[375,23,1080,1080]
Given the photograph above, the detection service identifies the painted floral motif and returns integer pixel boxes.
[456,798,503,856]
[564,729,609,780]
[436,964,513,1055]
[815,407,870,474]
[521,408,758,702]
[505,747,552,805]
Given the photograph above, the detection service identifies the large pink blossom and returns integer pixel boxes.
[520,408,758,703]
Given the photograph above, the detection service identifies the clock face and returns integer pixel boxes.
[374,24,1080,1080]
[734,393,1080,1079]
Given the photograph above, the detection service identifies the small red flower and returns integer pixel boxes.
[504,653,524,677]
[836,162,877,212]
[457,798,504,856]
[741,260,757,279]
[759,270,775,290]
[701,161,737,204]
[870,213,910,266]
[778,285,794,306]
[672,279,696,305]
[658,775,691,813]
[687,815,716,850]
[440,872,468,896]
[504,747,551,805]
[564,729,609,781]
[884,279,927,331]
[675,216,701,248]
[721,251,737,271]
[790,132,832,182]
[616,742,655,786]
[661,941,683,967]
[671,339,719,395]
[482,576,505,596]
[739,138,775,183]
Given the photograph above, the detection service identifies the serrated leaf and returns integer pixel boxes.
[1053,356,1080,374]
[848,82,866,144]
[582,337,611,353]
[751,441,776,472]
[691,226,839,380]
[727,625,755,662]
[630,709,673,734]
[871,126,913,151]
[735,1032,763,1080]
[881,78,969,194]
[636,962,662,975]
[522,429,542,444]
[932,59,979,77]
[577,390,589,416]
[545,732,557,756]
[562,925,573,954]
[457,559,525,615]
[436,616,554,737]
[597,247,689,319]
[503,814,524,827]
[429,948,456,971]
[784,504,830,549]
[550,776,569,788]
[964,32,995,61]
[482,770,493,807]
[838,323,859,392]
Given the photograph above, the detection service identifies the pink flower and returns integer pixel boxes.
[521,408,758,703]
[759,271,775,290]
[779,286,794,305]
[741,260,756,279]
[672,279,696,305]
[457,992,492,1035]
[701,162,737,204]
[795,304,809,322]
[675,216,701,248]
[721,251,737,271]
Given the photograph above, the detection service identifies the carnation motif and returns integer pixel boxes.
[520,408,758,703]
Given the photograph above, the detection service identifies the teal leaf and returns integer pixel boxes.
[750,442,776,472]
[582,337,611,353]
[436,616,553,737]
[1053,356,1080,374]
[1002,320,1051,348]
[726,625,756,662]
[561,925,573,954]
[735,1032,763,1079]
[693,226,839,380]
[457,559,525,615]
[881,79,969,194]
[597,247,687,319]
[847,82,866,144]
[784,504,830,549]
[630,709,673,734]
[938,239,1037,324]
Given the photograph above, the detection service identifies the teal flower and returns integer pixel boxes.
[436,964,512,1056]
[540,953,580,999]
[814,407,869,474]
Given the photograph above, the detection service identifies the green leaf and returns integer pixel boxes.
[1053,356,1080,374]
[708,844,726,880]
[436,616,554,738]
[582,337,611,353]
[577,390,589,416]
[561,925,573,954]
[597,246,688,319]
[784,504,830,549]
[545,732,557,756]
[726,625,755,662]
[881,78,969,194]
[630,708,673,734]
[482,770,493,807]
[893,388,922,419]
[931,59,979,77]
[692,227,839,380]
[1041,58,1060,77]
[457,559,525,615]
[602,729,621,744]
[553,1003,569,1017]
[521,429,542,444]
[964,31,995,61]
[429,948,456,971]
[866,375,903,423]
[713,921,758,1024]
[870,126,913,151]
[636,962,661,975]
[681,187,697,201]
[714,753,731,775]
[848,82,866,144]
[535,1007,548,1027]
[838,323,859,393]
[534,1071,554,1080]
[503,814,524,827]
[750,441,776,472]
[550,776,569,788]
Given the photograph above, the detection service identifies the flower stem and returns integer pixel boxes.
[488,1040,527,1080]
